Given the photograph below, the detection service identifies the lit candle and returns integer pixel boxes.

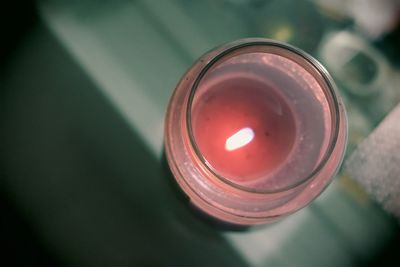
[165,39,348,225]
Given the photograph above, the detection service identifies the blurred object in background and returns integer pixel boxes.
[314,0,400,39]
[345,103,400,220]
[177,0,350,54]
[225,0,339,53]
[318,30,400,125]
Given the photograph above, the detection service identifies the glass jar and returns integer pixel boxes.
[165,38,347,226]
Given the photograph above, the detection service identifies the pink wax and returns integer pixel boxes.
[192,76,296,183]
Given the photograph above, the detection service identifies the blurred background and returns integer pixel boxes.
[1,0,400,266]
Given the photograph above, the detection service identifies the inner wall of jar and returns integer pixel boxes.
[189,51,333,192]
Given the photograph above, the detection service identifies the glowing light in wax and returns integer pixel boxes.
[225,127,255,151]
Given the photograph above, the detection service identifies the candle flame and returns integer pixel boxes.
[225,127,255,151]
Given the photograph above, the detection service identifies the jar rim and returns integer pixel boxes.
[185,38,341,194]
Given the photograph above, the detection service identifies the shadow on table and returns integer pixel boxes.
[0,19,247,266]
